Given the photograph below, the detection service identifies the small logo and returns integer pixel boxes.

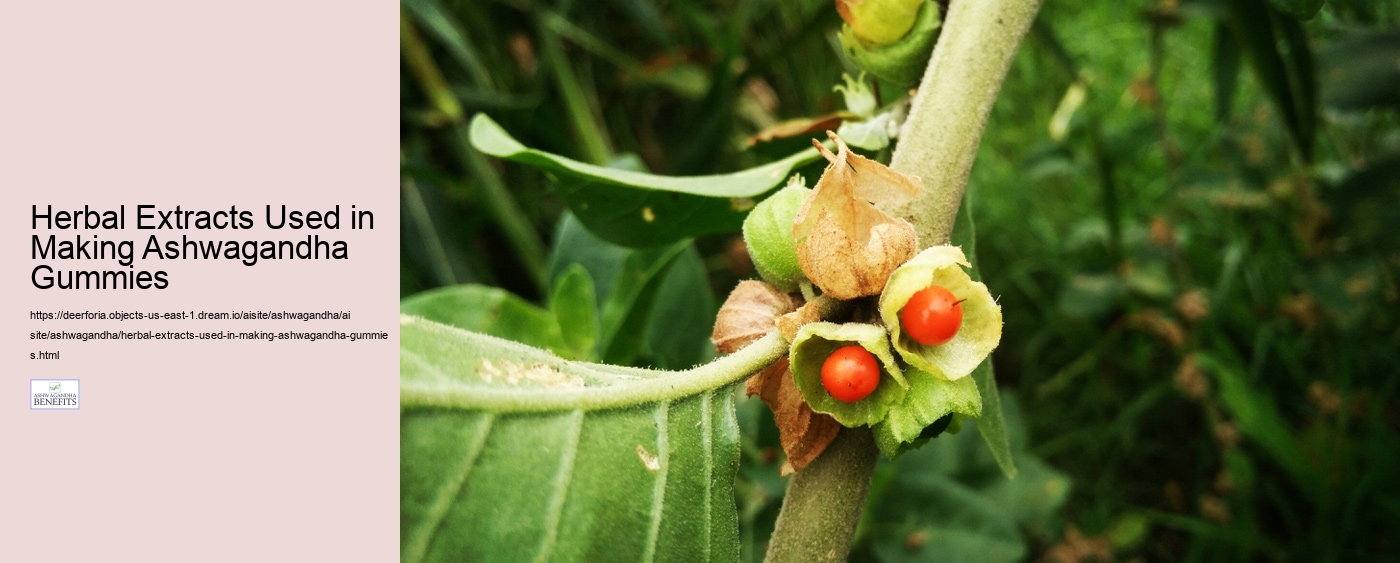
[31,379,80,410]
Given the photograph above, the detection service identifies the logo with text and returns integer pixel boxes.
[31,379,79,410]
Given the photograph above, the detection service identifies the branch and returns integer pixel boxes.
[762,427,879,563]
[762,0,1042,561]
[887,0,1045,248]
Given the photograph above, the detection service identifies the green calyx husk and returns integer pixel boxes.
[789,322,907,427]
[743,183,811,292]
[871,366,982,458]
[878,245,1002,381]
[839,0,942,88]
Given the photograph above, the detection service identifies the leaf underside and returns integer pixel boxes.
[400,317,782,563]
[469,113,822,248]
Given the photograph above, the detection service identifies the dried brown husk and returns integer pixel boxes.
[776,301,821,343]
[745,358,842,475]
[711,280,799,354]
[793,132,920,299]
[745,111,857,147]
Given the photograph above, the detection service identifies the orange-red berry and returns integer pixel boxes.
[900,285,963,346]
[821,345,880,403]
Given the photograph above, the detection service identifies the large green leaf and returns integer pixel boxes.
[401,317,788,562]
[950,187,1017,478]
[469,113,822,247]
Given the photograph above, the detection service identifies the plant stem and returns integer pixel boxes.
[762,427,879,563]
[886,0,1046,248]
[763,0,1042,561]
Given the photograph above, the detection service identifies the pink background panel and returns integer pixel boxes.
[0,1,398,561]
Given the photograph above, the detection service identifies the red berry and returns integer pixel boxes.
[900,285,963,346]
[821,345,880,403]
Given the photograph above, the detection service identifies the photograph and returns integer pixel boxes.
[399,0,1400,561]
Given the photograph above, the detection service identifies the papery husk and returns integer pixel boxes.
[711,280,798,354]
[792,132,921,300]
[776,301,821,343]
[745,358,842,475]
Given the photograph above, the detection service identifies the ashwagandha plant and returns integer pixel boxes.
[400,0,1044,561]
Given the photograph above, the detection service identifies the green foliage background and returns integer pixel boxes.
[401,0,1400,560]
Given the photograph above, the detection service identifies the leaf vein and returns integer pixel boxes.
[641,401,670,563]
[701,391,713,563]
[404,412,494,563]
[534,410,585,563]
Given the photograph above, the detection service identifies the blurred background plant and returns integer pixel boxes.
[401,0,1400,560]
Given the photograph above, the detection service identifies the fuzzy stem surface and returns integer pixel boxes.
[886,0,1045,247]
[763,0,1043,560]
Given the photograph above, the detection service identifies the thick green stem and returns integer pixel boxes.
[763,1,1042,561]
[762,427,879,563]
[886,0,1046,248]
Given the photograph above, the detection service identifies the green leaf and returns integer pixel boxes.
[951,188,1017,478]
[872,368,983,459]
[643,245,718,369]
[1228,0,1317,161]
[551,265,600,361]
[599,242,690,365]
[400,317,788,563]
[546,212,692,365]
[969,360,1016,478]
[1266,0,1324,20]
[870,471,1026,563]
[400,285,570,357]
[1212,21,1242,120]
[1194,353,1311,490]
[1316,31,1400,112]
[469,114,822,248]
[400,0,494,89]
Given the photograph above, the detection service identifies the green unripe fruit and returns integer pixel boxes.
[743,184,810,292]
[840,0,942,87]
[836,0,924,46]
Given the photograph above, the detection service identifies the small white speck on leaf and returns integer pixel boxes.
[476,358,584,389]
[636,444,660,472]
[642,207,656,222]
